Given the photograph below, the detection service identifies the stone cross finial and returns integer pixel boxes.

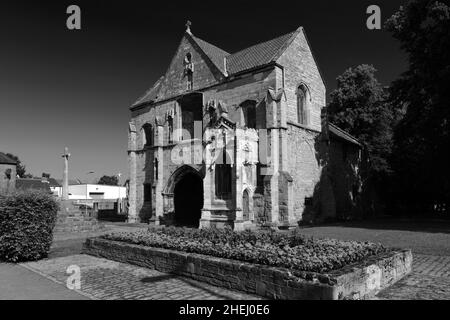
[185,20,192,34]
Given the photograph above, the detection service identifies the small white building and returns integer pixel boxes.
[66,184,127,200]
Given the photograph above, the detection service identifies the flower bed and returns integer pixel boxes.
[101,227,388,276]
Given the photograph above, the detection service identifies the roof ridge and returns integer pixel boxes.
[228,29,297,56]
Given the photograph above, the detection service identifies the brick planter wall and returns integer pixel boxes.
[83,238,412,300]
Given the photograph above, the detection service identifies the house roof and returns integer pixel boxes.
[55,179,84,186]
[47,178,61,188]
[132,27,303,108]
[0,152,17,165]
[133,76,165,107]
[16,178,52,192]
[329,123,362,147]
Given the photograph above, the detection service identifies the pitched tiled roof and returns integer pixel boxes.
[132,27,302,108]
[226,31,297,75]
[191,35,229,74]
[133,76,165,107]
[329,123,362,147]
[16,178,52,192]
[0,152,17,165]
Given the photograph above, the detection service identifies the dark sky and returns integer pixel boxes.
[0,0,407,184]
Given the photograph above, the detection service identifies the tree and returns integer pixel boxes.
[385,0,450,214]
[98,175,119,186]
[328,64,396,179]
[5,153,27,178]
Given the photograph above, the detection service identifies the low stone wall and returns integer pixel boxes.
[54,201,102,233]
[83,238,412,300]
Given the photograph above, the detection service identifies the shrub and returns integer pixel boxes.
[102,227,388,275]
[0,190,59,262]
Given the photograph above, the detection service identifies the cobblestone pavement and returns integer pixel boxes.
[19,252,450,300]
[376,254,450,300]
[21,254,262,300]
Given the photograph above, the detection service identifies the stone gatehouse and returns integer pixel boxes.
[127,23,362,229]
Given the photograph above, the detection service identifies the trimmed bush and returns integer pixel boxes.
[0,190,59,262]
[102,227,388,275]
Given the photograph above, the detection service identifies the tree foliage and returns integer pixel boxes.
[328,64,395,179]
[5,153,27,178]
[385,0,450,213]
[98,175,119,186]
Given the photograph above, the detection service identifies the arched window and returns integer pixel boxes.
[215,149,232,199]
[241,100,257,129]
[297,84,309,125]
[142,123,153,147]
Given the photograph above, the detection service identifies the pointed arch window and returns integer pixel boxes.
[142,123,154,147]
[297,84,309,125]
[241,100,257,129]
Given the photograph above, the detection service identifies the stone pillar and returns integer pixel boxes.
[265,93,280,227]
[61,147,70,200]
[233,132,244,231]
[150,119,164,226]
[127,123,138,223]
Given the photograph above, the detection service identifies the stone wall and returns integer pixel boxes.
[54,200,102,233]
[276,28,326,131]
[130,68,278,224]
[0,163,16,194]
[329,139,362,219]
[83,238,412,300]
[286,124,324,222]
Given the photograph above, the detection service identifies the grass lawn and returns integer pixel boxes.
[297,218,450,256]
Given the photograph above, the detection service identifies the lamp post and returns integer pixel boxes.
[86,171,94,216]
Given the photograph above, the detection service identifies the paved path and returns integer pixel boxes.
[3,220,449,300]
[296,220,450,299]
[0,263,89,300]
[377,254,450,300]
[21,254,261,300]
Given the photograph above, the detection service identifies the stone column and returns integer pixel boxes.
[265,93,280,227]
[61,147,70,200]
[150,119,165,225]
[233,131,244,231]
[200,129,214,229]
[127,123,138,223]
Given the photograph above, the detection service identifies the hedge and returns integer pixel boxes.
[102,227,388,275]
[0,191,59,262]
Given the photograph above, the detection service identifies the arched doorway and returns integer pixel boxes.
[174,172,204,228]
